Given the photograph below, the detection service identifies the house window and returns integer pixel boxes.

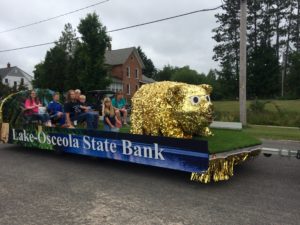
[136,84,139,91]
[126,84,130,95]
[135,68,139,79]
[127,67,130,78]
[14,81,17,86]
[21,78,24,83]
[5,78,8,84]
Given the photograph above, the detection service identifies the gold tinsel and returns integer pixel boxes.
[190,149,261,183]
[130,81,214,138]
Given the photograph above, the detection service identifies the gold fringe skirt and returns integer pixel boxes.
[191,149,261,183]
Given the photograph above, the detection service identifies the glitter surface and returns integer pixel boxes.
[130,81,214,138]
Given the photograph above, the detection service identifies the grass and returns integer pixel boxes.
[213,100,300,127]
[244,125,300,141]
[196,129,261,154]
[213,100,300,113]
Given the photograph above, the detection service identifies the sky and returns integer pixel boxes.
[0,0,223,76]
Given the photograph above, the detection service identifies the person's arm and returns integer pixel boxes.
[105,116,115,128]
[47,103,53,115]
[24,99,37,110]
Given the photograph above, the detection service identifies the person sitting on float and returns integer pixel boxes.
[112,91,128,125]
[64,90,99,129]
[24,90,52,126]
[103,97,121,132]
[75,89,81,102]
[78,95,92,112]
[47,92,65,126]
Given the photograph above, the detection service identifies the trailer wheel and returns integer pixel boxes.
[263,153,272,157]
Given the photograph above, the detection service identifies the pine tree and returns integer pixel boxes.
[74,13,111,92]
[212,0,240,99]
[137,46,157,78]
[33,24,77,92]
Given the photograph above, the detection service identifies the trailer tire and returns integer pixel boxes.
[263,153,272,157]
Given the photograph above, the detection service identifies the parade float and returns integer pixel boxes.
[0,82,262,183]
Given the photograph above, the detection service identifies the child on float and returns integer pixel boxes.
[78,95,92,112]
[103,97,121,132]
[64,90,98,129]
[47,92,65,126]
[24,90,52,126]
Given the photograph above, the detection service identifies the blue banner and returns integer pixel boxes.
[8,127,209,173]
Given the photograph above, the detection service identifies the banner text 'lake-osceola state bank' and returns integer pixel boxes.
[12,129,165,160]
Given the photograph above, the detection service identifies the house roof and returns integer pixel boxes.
[105,47,145,68]
[140,75,155,84]
[0,66,33,81]
[0,67,14,79]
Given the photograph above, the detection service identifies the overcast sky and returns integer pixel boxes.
[0,0,223,76]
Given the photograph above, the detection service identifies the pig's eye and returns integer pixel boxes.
[190,96,200,105]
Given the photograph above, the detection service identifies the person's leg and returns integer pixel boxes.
[103,123,111,131]
[59,113,66,125]
[91,112,99,129]
[76,112,94,129]
[120,109,128,124]
[115,109,121,121]
[33,113,51,126]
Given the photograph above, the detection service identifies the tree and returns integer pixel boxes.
[248,45,281,98]
[171,66,205,85]
[33,24,77,92]
[137,46,157,78]
[205,69,222,100]
[212,0,299,99]
[154,65,175,81]
[18,79,28,91]
[286,52,300,97]
[212,0,240,99]
[0,83,11,98]
[33,13,112,92]
[73,13,111,92]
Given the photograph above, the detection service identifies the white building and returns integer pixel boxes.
[0,63,33,89]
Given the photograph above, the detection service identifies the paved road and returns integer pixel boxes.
[0,144,299,225]
[261,139,300,150]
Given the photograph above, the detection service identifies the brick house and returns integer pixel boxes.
[105,47,155,101]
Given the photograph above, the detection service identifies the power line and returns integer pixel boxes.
[0,5,223,53]
[108,6,222,33]
[0,0,110,34]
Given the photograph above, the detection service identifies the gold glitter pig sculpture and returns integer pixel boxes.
[130,81,214,139]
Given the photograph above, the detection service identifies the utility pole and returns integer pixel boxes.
[239,0,247,126]
[281,54,286,97]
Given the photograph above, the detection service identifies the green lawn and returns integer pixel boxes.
[244,125,300,141]
[213,100,300,127]
[213,100,300,113]
[196,129,261,154]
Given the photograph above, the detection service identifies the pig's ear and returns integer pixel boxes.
[199,84,213,95]
[166,85,184,105]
